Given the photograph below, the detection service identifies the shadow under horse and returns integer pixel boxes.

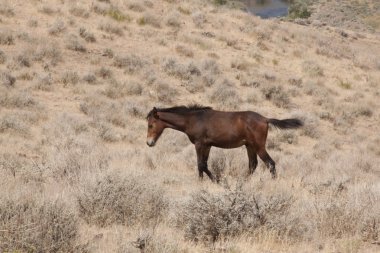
[146,105,303,181]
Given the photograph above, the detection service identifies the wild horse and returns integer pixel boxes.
[146,105,303,181]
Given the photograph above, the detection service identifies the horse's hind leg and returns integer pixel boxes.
[246,145,258,175]
[258,149,276,178]
[195,144,214,182]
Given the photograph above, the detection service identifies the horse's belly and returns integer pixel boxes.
[210,139,247,149]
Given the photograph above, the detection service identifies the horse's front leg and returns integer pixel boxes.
[195,143,214,182]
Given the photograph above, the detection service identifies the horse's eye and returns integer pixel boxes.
[148,125,153,129]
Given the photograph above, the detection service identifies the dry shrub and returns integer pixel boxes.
[77,173,167,227]
[138,12,161,28]
[113,54,146,74]
[162,58,201,80]
[48,19,65,35]
[231,59,253,72]
[99,22,124,36]
[202,59,220,75]
[179,187,294,243]
[107,6,130,22]
[209,79,241,109]
[66,35,86,52]
[175,44,194,57]
[128,1,146,12]
[0,50,6,64]
[61,71,79,86]
[155,82,178,103]
[15,51,32,67]
[0,88,37,108]
[69,6,90,18]
[302,60,324,77]
[0,3,14,16]
[39,5,59,15]
[33,44,62,66]
[79,27,96,42]
[96,66,113,79]
[1,71,16,87]
[166,11,182,27]
[35,74,53,91]
[0,198,78,252]
[104,79,142,99]
[82,73,97,84]
[0,113,30,136]
[0,30,14,45]
[192,11,206,28]
[261,84,290,108]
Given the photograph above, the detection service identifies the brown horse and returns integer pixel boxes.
[146,105,302,181]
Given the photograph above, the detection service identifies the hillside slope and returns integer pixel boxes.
[0,0,379,252]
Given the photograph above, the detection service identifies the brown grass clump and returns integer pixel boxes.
[162,58,201,80]
[66,35,86,52]
[104,79,142,99]
[166,11,182,27]
[77,173,167,227]
[302,60,324,77]
[175,44,194,57]
[69,6,90,18]
[0,197,78,252]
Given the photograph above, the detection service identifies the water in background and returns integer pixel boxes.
[241,0,290,18]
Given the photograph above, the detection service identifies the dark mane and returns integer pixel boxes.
[147,105,212,119]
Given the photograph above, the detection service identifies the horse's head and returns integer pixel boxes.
[146,107,165,147]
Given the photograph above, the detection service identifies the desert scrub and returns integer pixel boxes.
[302,60,324,77]
[82,73,97,84]
[103,79,142,99]
[0,113,30,136]
[33,44,62,66]
[98,22,124,36]
[107,6,130,22]
[0,197,78,252]
[79,27,96,42]
[192,11,206,28]
[77,173,167,227]
[261,84,290,108]
[154,82,178,103]
[0,30,14,45]
[128,1,146,12]
[162,58,201,80]
[175,45,194,57]
[48,19,65,35]
[0,50,6,64]
[209,79,241,109]
[61,71,79,86]
[1,71,16,87]
[96,66,113,79]
[66,35,86,52]
[113,54,146,74]
[69,6,90,18]
[138,12,161,28]
[0,88,37,109]
[34,74,53,91]
[288,0,312,19]
[178,188,294,243]
[166,11,182,27]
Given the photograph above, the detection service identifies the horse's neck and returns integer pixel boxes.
[158,112,187,131]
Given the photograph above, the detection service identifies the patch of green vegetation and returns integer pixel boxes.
[338,80,352,89]
[213,0,227,5]
[107,8,130,22]
[288,0,312,19]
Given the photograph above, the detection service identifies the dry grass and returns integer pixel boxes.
[0,0,379,252]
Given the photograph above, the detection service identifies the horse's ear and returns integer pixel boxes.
[153,107,159,119]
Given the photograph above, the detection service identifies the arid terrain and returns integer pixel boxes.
[0,0,379,252]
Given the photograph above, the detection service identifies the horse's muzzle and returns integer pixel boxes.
[146,139,155,147]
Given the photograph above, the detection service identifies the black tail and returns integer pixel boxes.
[268,118,303,130]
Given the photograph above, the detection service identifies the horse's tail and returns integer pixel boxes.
[268,118,303,130]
